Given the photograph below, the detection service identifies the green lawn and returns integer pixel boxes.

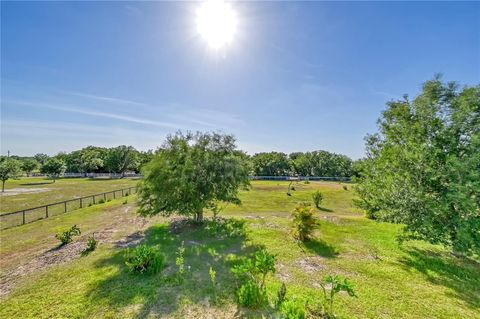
[0,177,139,214]
[0,181,478,318]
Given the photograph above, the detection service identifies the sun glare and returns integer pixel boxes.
[196,0,238,50]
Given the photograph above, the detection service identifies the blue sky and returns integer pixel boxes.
[1,1,479,159]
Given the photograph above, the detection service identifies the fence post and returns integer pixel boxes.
[22,211,26,225]
[113,191,116,199]
[93,195,96,204]
[64,201,67,213]
[80,198,83,208]
[46,205,49,218]
[104,193,106,201]
[122,189,124,196]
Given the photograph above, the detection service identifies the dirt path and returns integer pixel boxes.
[0,206,153,297]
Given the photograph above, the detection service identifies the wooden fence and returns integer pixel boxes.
[0,187,137,230]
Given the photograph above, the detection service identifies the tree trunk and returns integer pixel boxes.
[2,180,5,192]
[195,211,204,223]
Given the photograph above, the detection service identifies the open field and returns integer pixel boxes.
[0,181,479,318]
[0,177,139,214]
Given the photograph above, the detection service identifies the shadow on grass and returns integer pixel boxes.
[317,207,333,212]
[302,238,338,258]
[399,247,480,309]
[87,218,268,318]
[20,182,54,186]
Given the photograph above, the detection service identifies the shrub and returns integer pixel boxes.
[209,266,217,302]
[318,275,357,317]
[312,191,323,209]
[291,203,317,242]
[275,282,287,309]
[98,198,105,204]
[303,180,310,184]
[237,280,264,308]
[176,241,186,276]
[123,199,128,205]
[83,234,98,255]
[125,244,165,274]
[232,248,277,308]
[205,217,246,238]
[55,225,81,245]
[342,185,348,191]
[281,299,306,319]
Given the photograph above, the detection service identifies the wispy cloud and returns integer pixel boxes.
[64,91,151,107]
[8,100,182,129]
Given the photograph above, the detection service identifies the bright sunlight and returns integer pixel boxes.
[196,0,238,50]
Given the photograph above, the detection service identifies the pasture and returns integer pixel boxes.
[0,177,139,214]
[0,181,479,318]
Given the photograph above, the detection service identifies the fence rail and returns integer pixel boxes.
[251,176,351,181]
[0,187,137,230]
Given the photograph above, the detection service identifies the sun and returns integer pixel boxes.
[196,0,238,50]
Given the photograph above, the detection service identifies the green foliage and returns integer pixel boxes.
[137,132,250,222]
[275,282,287,309]
[41,158,66,182]
[289,151,353,177]
[251,152,290,176]
[122,198,128,205]
[0,158,22,192]
[21,159,38,177]
[237,280,264,308]
[291,203,317,242]
[355,77,480,255]
[318,275,357,318]
[175,241,186,276]
[34,153,49,165]
[205,217,246,238]
[55,225,81,245]
[83,234,98,254]
[209,266,217,302]
[98,198,105,204]
[104,145,138,175]
[124,244,165,274]
[312,191,324,209]
[232,248,276,308]
[280,298,306,319]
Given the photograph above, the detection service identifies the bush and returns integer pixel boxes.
[125,244,165,274]
[312,191,323,209]
[232,248,277,308]
[342,185,348,191]
[55,225,81,245]
[318,275,357,317]
[275,282,287,309]
[281,299,306,319]
[205,217,246,238]
[98,198,105,204]
[84,234,97,253]
[291,203,317,242]
[237,280,264,308]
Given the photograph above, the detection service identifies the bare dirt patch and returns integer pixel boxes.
[0,188,53,196]
[0,205,152,297]
[297,256,326,273]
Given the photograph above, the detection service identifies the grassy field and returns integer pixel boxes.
[0,181,478,318]
[0,177,139,214]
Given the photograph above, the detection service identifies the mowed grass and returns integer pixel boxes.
[0,177,139,214]
[0,181,479,318]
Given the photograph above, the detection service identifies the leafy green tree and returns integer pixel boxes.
[0,159,22,192]
[21,158,38,177]
[104,145,138,176]
[80,149,104,174]
[355,76,480,255]
[138,132,250,222]
[41,158,66,183]
[251,152,290,176]
[136,150,155,173]
[34,153,49,165]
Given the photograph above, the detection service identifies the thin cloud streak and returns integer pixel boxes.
[8,100,183,129]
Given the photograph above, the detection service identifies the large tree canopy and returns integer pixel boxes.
[40,158,66,182]
[0,159,22,192]
[355,77,480,255]
[137,132,250,222]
